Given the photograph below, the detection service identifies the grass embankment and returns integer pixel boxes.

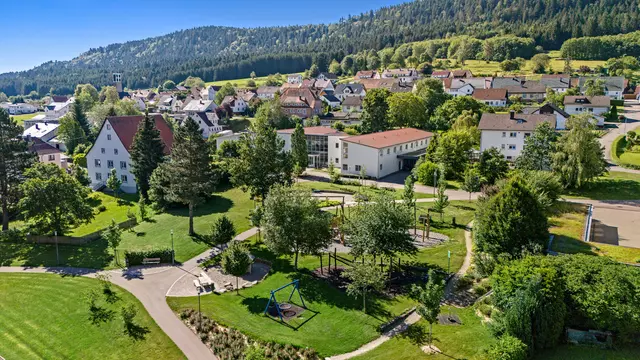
[0,273,185,360]
[11,112,44,126]
[445,55,605,77]
[611,130,640,169]
[550,202,640,264]
[564,171,640,200]
[205,73,302,88]
[1,186,254,269]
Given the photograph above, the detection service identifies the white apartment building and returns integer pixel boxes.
[287,74,303,84]
[277,126,348,169]
[340,128,433,179]
[86,114,173,193]
[479,111,556,161]
[564,96,610,126]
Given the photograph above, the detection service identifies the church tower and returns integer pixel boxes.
[113,73,123,92]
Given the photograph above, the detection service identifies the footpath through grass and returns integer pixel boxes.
[351,306,496,360]
[0,273,185,360]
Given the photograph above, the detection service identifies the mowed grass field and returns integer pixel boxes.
[446,57,606,76]
[612,129,640,167]
[0,273,185,360]
[564,171,640,200]
[205,73,302,88]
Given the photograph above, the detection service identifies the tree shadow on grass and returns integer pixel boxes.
[0,239,112,269]
[124,321,150,341]
[566,178,640,201]
[165,196,234,219]
[400,323,428,346]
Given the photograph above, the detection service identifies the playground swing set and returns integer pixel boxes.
[263,279,306,322]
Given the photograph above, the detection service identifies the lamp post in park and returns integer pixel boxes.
[55,231,59,266]
[171,229,175,266]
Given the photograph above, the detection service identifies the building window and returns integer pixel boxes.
[502,132,506,138]
[96,173,102,181]
[509,132,517,138]
[508,144,516,150]
[48,154,55,161]
[355,165,362,172]
[506,156,513,160]
[95,159,101,167]
[501,144,506,149]
[121,175,128,183]
[107,134,112,140]
[379,150,383,157]
[114,149,118,155]
[107,160,114,168]
[335,158,339,164]
[101,148,105,154]
[120,161,127,169]
[335,143,339,148]
[524,133,531,137]
[342,164,348,171]
[106,124,111,130]
[393,146,397,153]
[379,164,383,170]
[387,149,390,155]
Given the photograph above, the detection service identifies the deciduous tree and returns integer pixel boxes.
[290,122,308,169]
[102,220,123,265]
[361,88,391,133]
[209,215,236,247]
[221,241,252,295]
[107,168,122,201]
[478,147,509,185]
[515,122,558,171]
[412,270,445,344]
[343,261,386,313]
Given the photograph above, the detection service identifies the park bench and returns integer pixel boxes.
[142,258,161,265]
[198,272,213,287]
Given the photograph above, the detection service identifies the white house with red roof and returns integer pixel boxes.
[340,128,433,179]
[86,114,173,193]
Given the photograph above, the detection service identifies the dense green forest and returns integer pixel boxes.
[1,0,639,96]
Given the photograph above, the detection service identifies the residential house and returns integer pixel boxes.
[357,78,398,92]
[443,77,491,97]
[279,87,323,118]
[451,70,473,79]
[577,76,624,100]
[472,89,508,107]
[479,111,556,161]
[28,138,66,168]
[221,95,248,114]
[341,96,363,112]
[431,70,451,79]
[156,94,175,112]
[6,103,37,115]
[22,122,60,143]
[341,128,433,179]
[318,72,338,82]
[321,94,341,108]
[200,85,220,101]
[390,81,415,93]
[277,126,348,168]
[334,84,366,101]
[287,74,303,84]
[540,75,571,93]
[189,112,223,138]
[183,99,217,116]
[493,77,546,102]
[256,86,280,100]
[381,68,419,83]
[564,95,610,126]
[86,114,173,193]
[354,70,380,80]
[522,103,570,130]
[41,96,74,120]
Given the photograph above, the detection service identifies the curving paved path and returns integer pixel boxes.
[601,101,640,174]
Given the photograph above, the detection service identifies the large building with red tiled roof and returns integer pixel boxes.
[279,87,323,118]
[341,128,433,179]
[86,114,173,193]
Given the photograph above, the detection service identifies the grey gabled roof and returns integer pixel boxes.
[335,83,365,95]
[522,103,570,118]
[577,76,624,92]
[479,113,556,131]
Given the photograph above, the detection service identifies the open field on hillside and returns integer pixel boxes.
[10,112,43,126]
[0,273,185,360]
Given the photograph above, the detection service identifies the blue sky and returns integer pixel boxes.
[0,0,408,73]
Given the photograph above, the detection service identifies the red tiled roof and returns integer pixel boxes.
[343,128,433,149]
[107,114,173,154]
[278,126,346,136]
[29,138,62,156]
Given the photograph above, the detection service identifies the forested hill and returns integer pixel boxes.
[2,0,639,96]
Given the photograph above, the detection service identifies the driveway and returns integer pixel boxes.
[569,199,640,248]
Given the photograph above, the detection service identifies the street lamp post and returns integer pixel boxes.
[197,287,202,325]
[433,171,437,196]
[55,230,59,266]
[171,229,174,266]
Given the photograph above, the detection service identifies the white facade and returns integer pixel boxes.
[477,99,507,107]
[44,99,73,120]
[201,86,217,101]
[565,105,607,126]
[446,83,475,97]
[341,137,430,179]
[86,120,137,193]
[287,74,303,84]
[7,103,37,115]
[278,130,347,169]
[605,90,623,100]
[480,130,531,161]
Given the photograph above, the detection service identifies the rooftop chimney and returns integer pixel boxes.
[509,110,515,119]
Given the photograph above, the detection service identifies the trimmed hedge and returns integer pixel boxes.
[611,99,624,107]
[124,248,174,266]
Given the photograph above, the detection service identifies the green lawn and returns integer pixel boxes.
[167,238,416,357]
[550,202,640,264]
[296,180,433,200]
[444,57,605,77]
[1,186,255,269]
[70,191,140,237]
[226,117,253,132]
[0,273,185,360]
[11,112,44,126]
[564,172,640,200]
[534,345,640,360]
[351,306,496,360]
